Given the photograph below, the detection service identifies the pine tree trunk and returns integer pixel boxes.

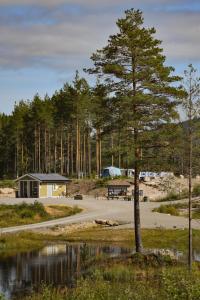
[134,129,143,253]
[76,119,80,178]
[54,130,57,173]
[60,126,63,175]
[99,132,102,175]
[44,127,47,173]
[48,129,51,173]
[188,97,193,271]
[21,134,24,175]
[34,126,37,172]
[67,133,70,176]
[88,132,91,177]
[118,132,121,168]
[71,134,74,176]
[38,125,41,172]
[16,131,19,177]
[83,132,86,177]
[80,137,83,178]
[188,128,192,270]
[111,133,114,166]
[96,129,99,177]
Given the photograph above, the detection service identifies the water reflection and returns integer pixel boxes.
[0,243,131,299]
[0,243,199,300]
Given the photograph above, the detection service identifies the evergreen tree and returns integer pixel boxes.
[86,9,184,252]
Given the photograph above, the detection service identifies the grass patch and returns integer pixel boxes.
[65,227,200,252]
[0,231,61,258]
[0,202,82,227]
[0,180,15,189]
[1,228,199,259]
[192,183,200,197]
[153,202,200,219]
[153,203,182,216]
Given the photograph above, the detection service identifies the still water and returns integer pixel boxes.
[0,243,199,299]
[0,243,131,299]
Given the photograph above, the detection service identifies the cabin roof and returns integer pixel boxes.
[16,173,70,182]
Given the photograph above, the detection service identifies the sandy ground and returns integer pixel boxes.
[0,188,15,197]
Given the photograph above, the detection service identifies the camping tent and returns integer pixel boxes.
[101,166,122,178]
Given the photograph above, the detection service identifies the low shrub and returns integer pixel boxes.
[153,204,179,216]
[95,178,109,188]
[31,201,48,217]
[192,183,200,197]
[0,180,15,188]
[19,209,35,219]
[21,265,200,300]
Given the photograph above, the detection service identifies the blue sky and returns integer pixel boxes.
[0,0,200,114]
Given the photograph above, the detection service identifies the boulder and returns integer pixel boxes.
[95,219,119,226]
[106,220,119,226]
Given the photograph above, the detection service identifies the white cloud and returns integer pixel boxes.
[147,12,200,61]
[0,1,199,72]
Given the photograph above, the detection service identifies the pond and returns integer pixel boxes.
[0,243,199,299]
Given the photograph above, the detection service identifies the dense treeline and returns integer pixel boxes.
[0,73,135,178]
[0,70,193,179]
[0,78,170,178]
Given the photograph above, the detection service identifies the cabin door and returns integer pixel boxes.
[47,184,52,197]
[20,181,28,198]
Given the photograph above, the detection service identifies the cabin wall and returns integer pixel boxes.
[52,184,66,197]
[40,184,47,197]
[39,183,66,197]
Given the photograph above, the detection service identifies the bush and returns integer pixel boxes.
[154,204,179,216]
[71,205,82,214]
[23,265,200,300]
[0,180,15,188]
[192,184,200,197]
[19,209,35,219]
[15,201,48,218]
[95,178,109,188]
[31,201,48,217]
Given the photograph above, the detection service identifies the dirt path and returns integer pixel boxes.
[0,196,199,233]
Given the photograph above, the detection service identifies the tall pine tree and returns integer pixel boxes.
[86,9,184,252]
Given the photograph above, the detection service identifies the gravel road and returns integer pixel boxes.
[0,196,199,233]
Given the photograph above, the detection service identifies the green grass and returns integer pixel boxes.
[0,231,61,258]
[0,227,198,257]
[153,203,183,216]
[0,180,15,189]
[192,183,200,197]
[153,202,200,219]
[0,202,82,227]
[21,256,200,300]
[65,227,200,252]
[1,228,199,259]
